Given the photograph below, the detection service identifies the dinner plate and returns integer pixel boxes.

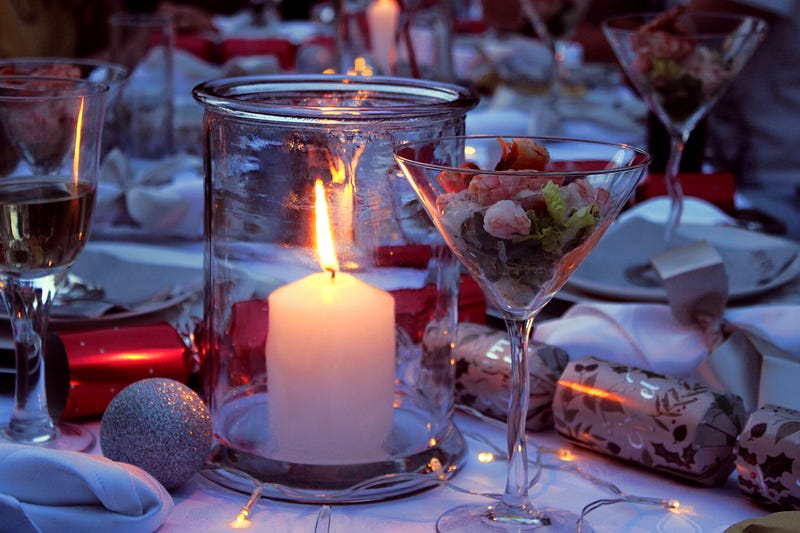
[49,242,203,328]
[566,218,800,303]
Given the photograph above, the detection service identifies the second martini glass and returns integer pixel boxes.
[395,135,650,531]
[603,8,767,245]
[521,0,591,99]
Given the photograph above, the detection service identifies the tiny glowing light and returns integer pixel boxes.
[477,452,495,463]
[464,145,477,157]
[667,500,682,512]
[428,437,438,447]
[557,449,577,462]
[347,57,374,76]
[229,484,262,529]
[429,457,448,483]
[229,512,252,529]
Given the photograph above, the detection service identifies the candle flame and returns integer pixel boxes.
[73,96,84,184]
[314,179,339,273]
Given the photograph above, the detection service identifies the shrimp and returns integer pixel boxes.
[483,199,531,240]
[467,172,560,206]
[437,162,480,193]
[495,138,550,171]
[560,179,611,212]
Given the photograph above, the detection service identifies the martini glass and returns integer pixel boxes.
[520,0,591,98]
[0,76,107,450]
[603,9,767,245]
[395,135,650,532]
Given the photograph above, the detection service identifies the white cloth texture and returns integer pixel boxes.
[0,443,172,533]
[532,302,800,378]
[98,149,203,238]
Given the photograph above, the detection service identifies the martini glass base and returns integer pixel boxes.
[436,503,591,532]
[1,421,96,451]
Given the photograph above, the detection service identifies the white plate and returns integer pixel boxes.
[50,241,203,328]
[566,218,800,303]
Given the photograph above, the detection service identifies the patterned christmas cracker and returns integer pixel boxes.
[737,404,800,510]
[454,322,569,432]
[553,356,746,486]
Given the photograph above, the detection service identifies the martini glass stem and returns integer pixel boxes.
[2,276,57,444]
[490,316,549,525]
[663,132,688,244]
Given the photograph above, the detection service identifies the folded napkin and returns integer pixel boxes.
[0,443,172,533]
[98,149,204,239]
[533,302,800,409]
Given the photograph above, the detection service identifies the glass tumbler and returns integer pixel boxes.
[193,75,478,502]
[109,11,175,160]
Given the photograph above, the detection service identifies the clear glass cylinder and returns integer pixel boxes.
[193,75,478,502]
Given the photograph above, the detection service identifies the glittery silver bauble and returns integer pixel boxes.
[100,378,212,490]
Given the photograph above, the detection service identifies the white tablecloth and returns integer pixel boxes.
[0,233,790,532]
[69,414,767,533]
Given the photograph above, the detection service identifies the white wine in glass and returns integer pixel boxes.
[0,76,107,450]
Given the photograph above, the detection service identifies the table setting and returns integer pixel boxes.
[1,2,800,532]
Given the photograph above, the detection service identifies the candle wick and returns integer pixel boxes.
[326,267,336,280]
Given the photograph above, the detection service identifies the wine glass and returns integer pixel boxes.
[602,8,767,244]
[520,0,591,98]
[0,57,127,158]
[0,76,108,450]
[395,135,650,531]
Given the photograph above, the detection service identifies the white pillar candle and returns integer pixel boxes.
[367,0,400,75]
[266,271,396,465]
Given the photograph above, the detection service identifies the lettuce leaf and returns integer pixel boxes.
[522,182,599,254]
[542,180,566,225]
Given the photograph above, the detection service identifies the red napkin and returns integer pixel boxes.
[219,38,296,70]
[175,34,215,61]
[635,171,736,214]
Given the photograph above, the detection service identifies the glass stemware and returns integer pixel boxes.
[0,57,127,160]
[520,0,591,99]
[0,76,107,450]
[603,8,767,244]
[395,135,650,531]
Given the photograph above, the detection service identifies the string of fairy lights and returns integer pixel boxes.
[211,405,685,531]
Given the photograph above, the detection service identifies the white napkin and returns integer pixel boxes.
[125,173,203,238]
[533,302,800,378]
[0,443,172,533]
[619,196,737,226]
[98,149,204,238]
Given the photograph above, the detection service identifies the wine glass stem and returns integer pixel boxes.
[497,317,536,514]
[663,133,687,244]
[2,275,58,444]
